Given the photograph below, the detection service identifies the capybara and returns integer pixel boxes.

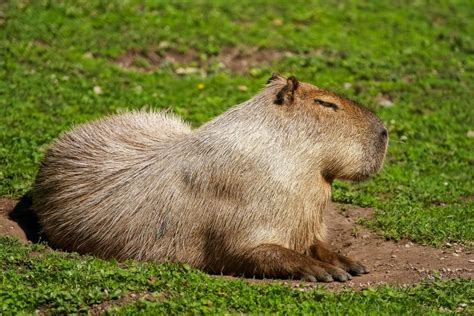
[33,73,388,282]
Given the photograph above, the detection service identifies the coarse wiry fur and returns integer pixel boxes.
[33,74,388,282]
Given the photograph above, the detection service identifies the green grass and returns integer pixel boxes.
[1,0,473,313]
[1,237,472,314]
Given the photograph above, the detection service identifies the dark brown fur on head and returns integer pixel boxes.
[274,76,299,105]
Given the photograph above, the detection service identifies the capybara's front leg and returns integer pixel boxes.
[309,240,368,276]
[233,244,352,282]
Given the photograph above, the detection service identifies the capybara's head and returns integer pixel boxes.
[268,73,388,181]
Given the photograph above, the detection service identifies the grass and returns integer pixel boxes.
[1,236,472,314]
[1,0,473,313]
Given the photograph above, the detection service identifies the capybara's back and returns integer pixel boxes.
[34,74,388,282]
[34,112,194,260]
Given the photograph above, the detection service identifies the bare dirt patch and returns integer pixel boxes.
[0,198,29,243]
[218,46,291,73]
[1,196,43,243]
[1,198,472,290]
[114,47,201,72]
[323,204,472,288]
[112,45,293,74]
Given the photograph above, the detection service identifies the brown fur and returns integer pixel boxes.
[33,74,388,282]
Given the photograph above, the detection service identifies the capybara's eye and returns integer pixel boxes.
[314,99,339,111]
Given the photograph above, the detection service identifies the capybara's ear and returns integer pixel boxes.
[275,76,299,105]
[287,76,299,91]
[266,72,284,84]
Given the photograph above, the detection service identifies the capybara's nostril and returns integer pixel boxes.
[380,128,388,139]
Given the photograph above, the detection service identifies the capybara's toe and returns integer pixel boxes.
[347,261,369,276]
[326,265,352,282]
[316,273,334,283]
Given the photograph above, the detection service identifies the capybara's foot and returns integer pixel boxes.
[228,244,352,282]
[310,240,369,276]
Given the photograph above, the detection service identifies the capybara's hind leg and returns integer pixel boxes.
[233,244,352,282]
[310,240,369,276]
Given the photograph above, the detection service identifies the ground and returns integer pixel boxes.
[0,0,473,314]
[1,199,471,288]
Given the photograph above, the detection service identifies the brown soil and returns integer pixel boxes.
[0,198,28,242]
[112,45,293,74]
[218,46,290,73]
[1,198,472,290]
[114,47,201,71]
[0,196,44,243]
[323,204,472,288]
